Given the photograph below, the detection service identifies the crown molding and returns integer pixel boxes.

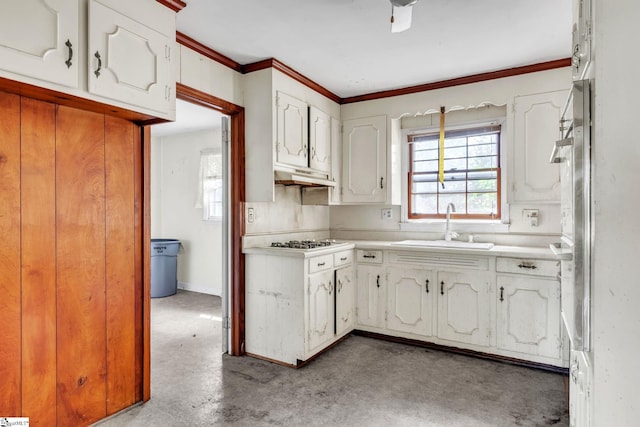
[341,58,572,104]
[176,32,244,73]
[156,0,187,13]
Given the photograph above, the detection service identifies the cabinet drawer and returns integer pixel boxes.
[496,257,559,277]
[309,254,334,273]
[356,250,383,264]
[334,250,353,267]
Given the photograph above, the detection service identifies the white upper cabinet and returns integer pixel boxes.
[88,0,173,117]
[0,0,175,120]
[342,115,387,204]
[275,91,309,169]
[0,0,79,88]
[510,90,568,203]
[309,106,331,174]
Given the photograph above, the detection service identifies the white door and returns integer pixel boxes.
[309,106,331,174]
[0,0,79,88]
[307,270,334,353]
[437,271,492,347]
[387,267,434,337]
[335,266,355,336]
[275,91,308,168]
[497,275,561,359]
[221,116,230,354]
[342,116,387,203]
[88,0,172,116]
[356,265,385,328]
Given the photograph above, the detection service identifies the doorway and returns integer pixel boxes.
[142,84,245,400]
[151,98,230,348]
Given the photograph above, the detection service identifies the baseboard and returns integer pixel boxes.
[177,281,221,296]
[353,330,570,375]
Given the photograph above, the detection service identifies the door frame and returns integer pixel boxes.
[142,83,245,401]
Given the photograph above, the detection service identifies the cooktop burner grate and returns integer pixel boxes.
[270,240,337,250]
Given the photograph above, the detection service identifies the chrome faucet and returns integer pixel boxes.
[445,203,459,241]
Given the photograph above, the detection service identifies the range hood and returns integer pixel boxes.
[274,166,336,188]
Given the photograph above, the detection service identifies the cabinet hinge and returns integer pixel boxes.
[222,316,230,330]
[385,310,388,322]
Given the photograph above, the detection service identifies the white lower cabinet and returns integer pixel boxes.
[437,271,493,347]
[354,250,566,368]
[356,264,386,329]
[386,267,434,337]
[496,275,561,359]
[306,269,335,354]
[245,247,355,366]
[335,266,355,336]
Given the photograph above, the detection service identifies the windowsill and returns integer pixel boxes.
[399,219,510,233]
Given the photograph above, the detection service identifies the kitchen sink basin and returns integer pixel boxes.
[390,240,495,250]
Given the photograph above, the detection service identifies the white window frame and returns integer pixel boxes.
[197,148,223,222]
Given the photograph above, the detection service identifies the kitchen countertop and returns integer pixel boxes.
[243,242,355,258]
[346,240,559,260]
[243,240,559,260]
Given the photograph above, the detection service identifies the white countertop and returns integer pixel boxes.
[346,240,558,260]
[243,240,558,260]
[243,242,355,258]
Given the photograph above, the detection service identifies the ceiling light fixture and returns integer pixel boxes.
[390,0,419,33]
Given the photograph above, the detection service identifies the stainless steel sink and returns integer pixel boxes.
[390,240,495,250]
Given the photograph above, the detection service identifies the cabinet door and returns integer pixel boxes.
[387,267,434,337]
[356,265,385,328]
[335,266,355,336]
[342,115,387,203]
[511,90,567,202]
[497,275,561,359]
[437,271,492,347]
[0,0,79,88]
[307,270,335,353]
[88,0,172,116]
[309,106,331,174]
[275,91,308,168]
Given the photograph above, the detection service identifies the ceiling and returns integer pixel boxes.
[152,99,224,137]
[176,0,572,98]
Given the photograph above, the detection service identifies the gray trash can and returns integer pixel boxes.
[151,239,181,298]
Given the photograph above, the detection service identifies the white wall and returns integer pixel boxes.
[592,0,640,424]
[151,129,224,296]
[332,68,571,246]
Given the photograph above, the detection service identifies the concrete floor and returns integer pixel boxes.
[97,290,569,427]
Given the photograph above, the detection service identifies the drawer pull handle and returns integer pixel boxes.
[363,255,376,259]
[425,279,429,293]
[376,275,380,288]
[317,262,326,267]
[340,257,347,261]
[380,177,384,189]
[499,286,504,302]
[65,39,73,68]
[518,263,537,270]
[94,51,102,78]
[440,281,444,295]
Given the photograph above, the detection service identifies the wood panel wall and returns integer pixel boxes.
[0,91,144,426]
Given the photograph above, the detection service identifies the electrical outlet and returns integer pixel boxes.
[247,207,255,223]
[523,209,539,227]
[381,208,392,220]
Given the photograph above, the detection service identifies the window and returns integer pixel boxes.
[408,125,501,219]
[197,149,223,221]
